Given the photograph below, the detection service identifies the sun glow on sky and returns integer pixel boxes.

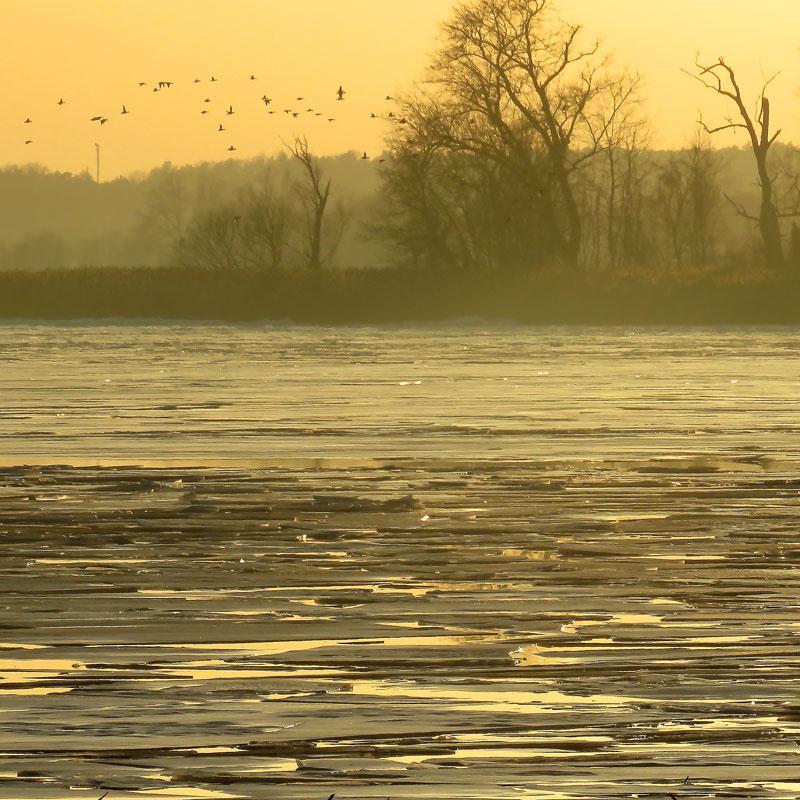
[5,0,800,177]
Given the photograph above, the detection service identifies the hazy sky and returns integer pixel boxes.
[5,0,800,178]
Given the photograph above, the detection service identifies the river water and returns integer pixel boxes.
[2,323,800,800]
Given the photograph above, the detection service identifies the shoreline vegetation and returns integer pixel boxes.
[4,0,800,324]
[3,265,800,325]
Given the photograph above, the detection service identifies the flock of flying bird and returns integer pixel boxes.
[19,74,408,161]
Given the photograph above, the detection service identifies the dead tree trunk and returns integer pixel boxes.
[688,58,784,269]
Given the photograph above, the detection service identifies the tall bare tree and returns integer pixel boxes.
[419,0,639,269]
[688,57,792,269]
[287,137,331,270]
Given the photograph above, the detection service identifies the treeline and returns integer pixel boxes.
[4,142,798,277]
[3,0,800,323]
[0,154,384,271]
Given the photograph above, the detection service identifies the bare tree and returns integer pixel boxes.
[286,137,331,270]
[656,132,722,270]
[423,0,640,269]
[237,175,294,272]
[178,207,240,272]
[688,56,794,269]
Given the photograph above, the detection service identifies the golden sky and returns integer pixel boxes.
[4,0,800,178]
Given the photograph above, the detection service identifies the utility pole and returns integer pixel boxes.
[94,143,101,184]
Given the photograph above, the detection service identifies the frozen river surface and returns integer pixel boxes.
[1,322,800,465]
[2,323,800,800]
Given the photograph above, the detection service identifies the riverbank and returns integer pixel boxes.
[2,265,800,324]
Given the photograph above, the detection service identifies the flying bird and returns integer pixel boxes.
[361,152,369,160]
[57,98,65,106]
[100,118,109,125]
[385,95,393,100]
[201,109,209,114]
[204,98,211,103]
[327,118,335,122]
[249,75,257,81]
[296,96,304,101]
[226,105,234,115]
[158,81,173,89]
[193,78,202,83]
[261,95,272,105]
[227,145,237,151]
[210,75,218,82]
[138,81,147,87]
[218,123,225,131]
[90,115,103,121]
[24,139,33,144]
[24,117,32,124]
[121,105,129,114]
[336,85,345,100]
[292,112,299,118]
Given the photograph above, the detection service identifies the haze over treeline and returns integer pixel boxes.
[4,0,800,322]
[3,143,799,275]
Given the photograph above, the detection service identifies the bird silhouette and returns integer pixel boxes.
[249,75,257,80]
[24,117,32,124]
[201,110,209,114]
[152,87,159,93]
[100,118,109,125]
[370,113,377,118]
[90,116,103,122]
[158,81,173,89]
[385,95,393,100]
[227,145,237,151]
[24,139,33,144]
[193,78,202,83]
[121,105,129,114]
[218,124,225,131]
[226,105,234,115]
[337,85,345,100]
[57,98,65,106]
[292,112,300,117]
[138,81,147,87]
[204,98,211,103]
[361,152,369,160]
[210,76,218,82]
[296,96,304,101]
[261,95,272,105]
[327,117,335,122]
